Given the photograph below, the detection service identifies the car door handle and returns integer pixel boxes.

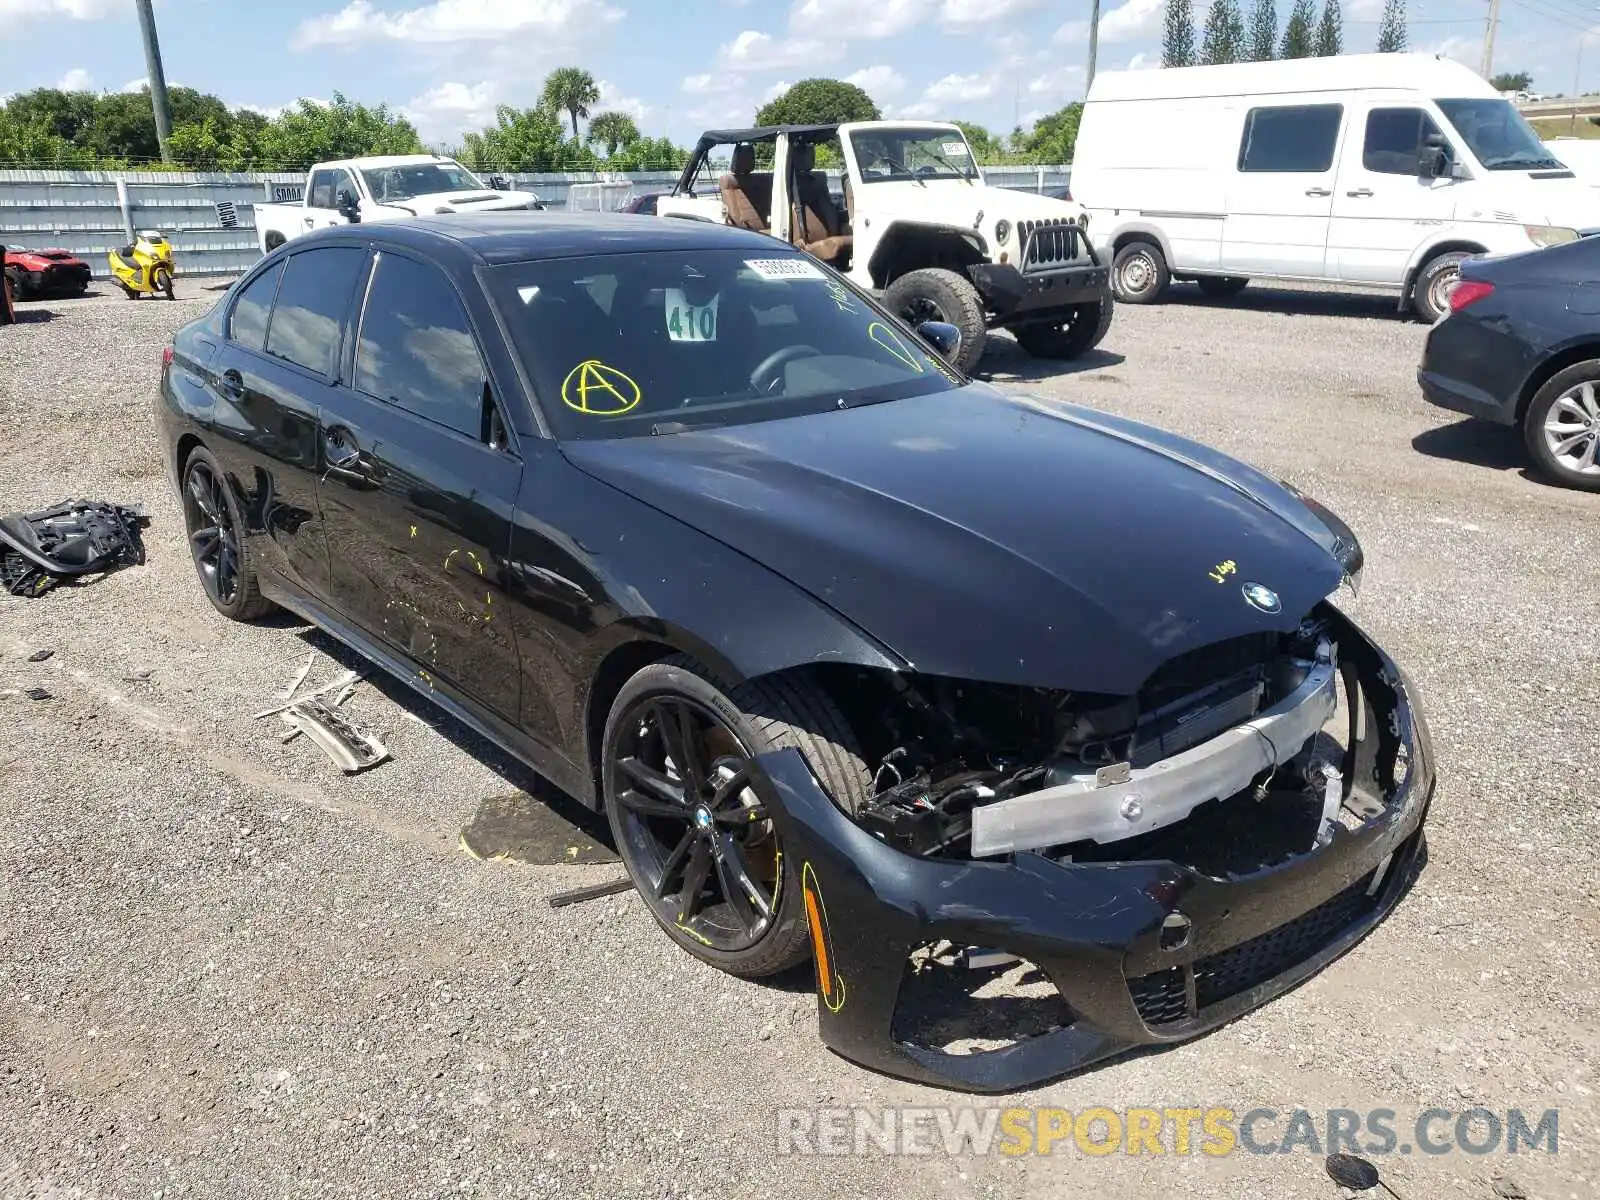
[322,427,383,487]
[219,368,244,399]
[1345,188,1374,198]
[1305,187,1332,197]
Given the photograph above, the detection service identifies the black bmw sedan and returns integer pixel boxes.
[1419,233,1600,492]
[158,214,1432,1092]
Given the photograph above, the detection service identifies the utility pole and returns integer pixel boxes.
[133,0,174,164]
[1087,0,1101,92]
[1480,0,1500,81]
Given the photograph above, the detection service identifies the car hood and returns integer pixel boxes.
[371,189,540,215]
[561,387,1349,694]
[1460,174,1593,228]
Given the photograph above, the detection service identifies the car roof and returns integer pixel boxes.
[296,211,782,265]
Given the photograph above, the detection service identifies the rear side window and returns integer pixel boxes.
[264,246,367,377]
[229,261,283,351]
[1238,104,1343,173]
[354,252,489,439]
[1363,107,1444,174]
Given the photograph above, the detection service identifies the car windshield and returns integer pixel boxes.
[486,248,964,441]
[1433,99,1566,170]
[360,161,486,202]
[848,128,979,182]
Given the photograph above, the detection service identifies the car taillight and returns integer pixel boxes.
[1449,279,1495,312]
[161,346,173,367]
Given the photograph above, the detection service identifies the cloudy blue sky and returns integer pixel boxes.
[1,0,1588,149]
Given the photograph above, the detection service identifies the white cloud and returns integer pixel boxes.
[787,0,920,38]
[1419,35,1477,66]
[55,68,93,91]
[1126,51,1158,70]
[1054,19,1088,43]
[0,0,121,21]
[844,65,906,98]
[761,79,792,103]
[121,76,184,93]
[292,0,622,50]
[597,78,648,121]
[923,73,995,103]
[1098,0,1165,43]
[402,80,500,143]
[937,0,1044,27]
[682,73,739,95]
[718,29,842,71]
[892,100,941,119]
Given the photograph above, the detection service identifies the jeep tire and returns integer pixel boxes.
[1013,298,1114,360]
[882,267,988,375]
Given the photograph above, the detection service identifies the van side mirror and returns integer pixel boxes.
[336,189,362,222]
[917,320,962,362]
[1418,134,1451,179]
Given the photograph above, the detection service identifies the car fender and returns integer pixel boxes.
[1095,217,1176,267]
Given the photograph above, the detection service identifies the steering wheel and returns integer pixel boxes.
[749,344,822,395]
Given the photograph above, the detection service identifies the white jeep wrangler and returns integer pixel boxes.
[655,121,1113,374]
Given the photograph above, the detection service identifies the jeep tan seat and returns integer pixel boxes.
[719,143,772,232]
[789,143,852,267]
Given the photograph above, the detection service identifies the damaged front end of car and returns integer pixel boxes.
[745,600,1433,1093]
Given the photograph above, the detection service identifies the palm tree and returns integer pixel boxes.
[586,110,640,158]
[542,67,601,141]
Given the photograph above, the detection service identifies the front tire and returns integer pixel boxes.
[1524,362,1600,492]
[1111,240,1170,304]
[601,656,871,978]
[881,267,988,375]
[1013,298,1114,360]
[180,447,273,620]
[1411,251,1471,323]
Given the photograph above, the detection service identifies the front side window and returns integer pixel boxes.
[354,252,490,439]
[1363,108,1446,174]
[360,161,484,203]
[229,260,283,352]
[1433,98,1564,170]
[264,247,367,377]
[308,170,338,209]
[486,248,963,441]
[848,127,979,182]
[1237,104,1344,173]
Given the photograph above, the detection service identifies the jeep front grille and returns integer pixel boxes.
[1020,218,1082,270]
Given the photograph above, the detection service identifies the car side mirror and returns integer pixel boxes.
[1418,134,1451,179]
[917,320,962,362]
[488,174,508,190]
[336,189,362,222]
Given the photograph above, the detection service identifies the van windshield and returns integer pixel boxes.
[1434,99,1566,170]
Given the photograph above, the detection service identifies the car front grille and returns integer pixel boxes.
[1020,218,1082,269]
[1127,872,1379,1028]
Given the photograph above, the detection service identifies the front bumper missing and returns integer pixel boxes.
[743,618,1434,1093]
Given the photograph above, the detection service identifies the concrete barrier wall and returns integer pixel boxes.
[0,165,1071,279]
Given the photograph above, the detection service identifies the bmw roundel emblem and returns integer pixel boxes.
[1242,582,1281,614]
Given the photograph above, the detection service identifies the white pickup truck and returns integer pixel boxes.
[253,154,546,254]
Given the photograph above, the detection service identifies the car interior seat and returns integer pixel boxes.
[788,143,852,269]
[719,144,772,233]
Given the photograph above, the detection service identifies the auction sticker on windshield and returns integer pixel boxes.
[664,289,718,342]
[942,142,969,157]
[745,258,825,281]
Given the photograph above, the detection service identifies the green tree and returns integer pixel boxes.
[1247,0,1277,61]
[1376,0,1406,51]
[254,93,424,168]
[0,108,99,166]
[754,78,881,127]
[1019,104,1082,163]
[541,67,600,141]
[1200,0,1247,64]
[1280,0,1317,57]
[1163,0,1196,66]
[1490,71,1533,92]
[1313,0,1342,55]
[586,110,640,157]
[608,135,690,171]
[0,88,99,144]
[459,104,577,170]
[954,120,1006,161]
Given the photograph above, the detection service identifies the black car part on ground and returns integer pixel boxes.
[0,499,149,597]
[746,604,1433,1093]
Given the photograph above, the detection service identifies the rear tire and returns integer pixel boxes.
[1013,297,1114,360]
[1111,240,1170,304]
[601,655,871,978]
[180,446,274,621]
[1523,361,1600,492]
[1411,251,1471,324]
[264,232,287,253]
[882,267,988,375]
[5,267,31,302]
[1196,275,1249,298]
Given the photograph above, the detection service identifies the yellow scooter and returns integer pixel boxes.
[108,230,176,301]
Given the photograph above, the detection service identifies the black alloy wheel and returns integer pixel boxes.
[608,693,784,955]
[181,448,271,620]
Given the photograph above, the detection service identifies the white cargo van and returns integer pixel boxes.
[1071,53,1590,321]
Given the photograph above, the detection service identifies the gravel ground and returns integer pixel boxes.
[0,277,1596,1200]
